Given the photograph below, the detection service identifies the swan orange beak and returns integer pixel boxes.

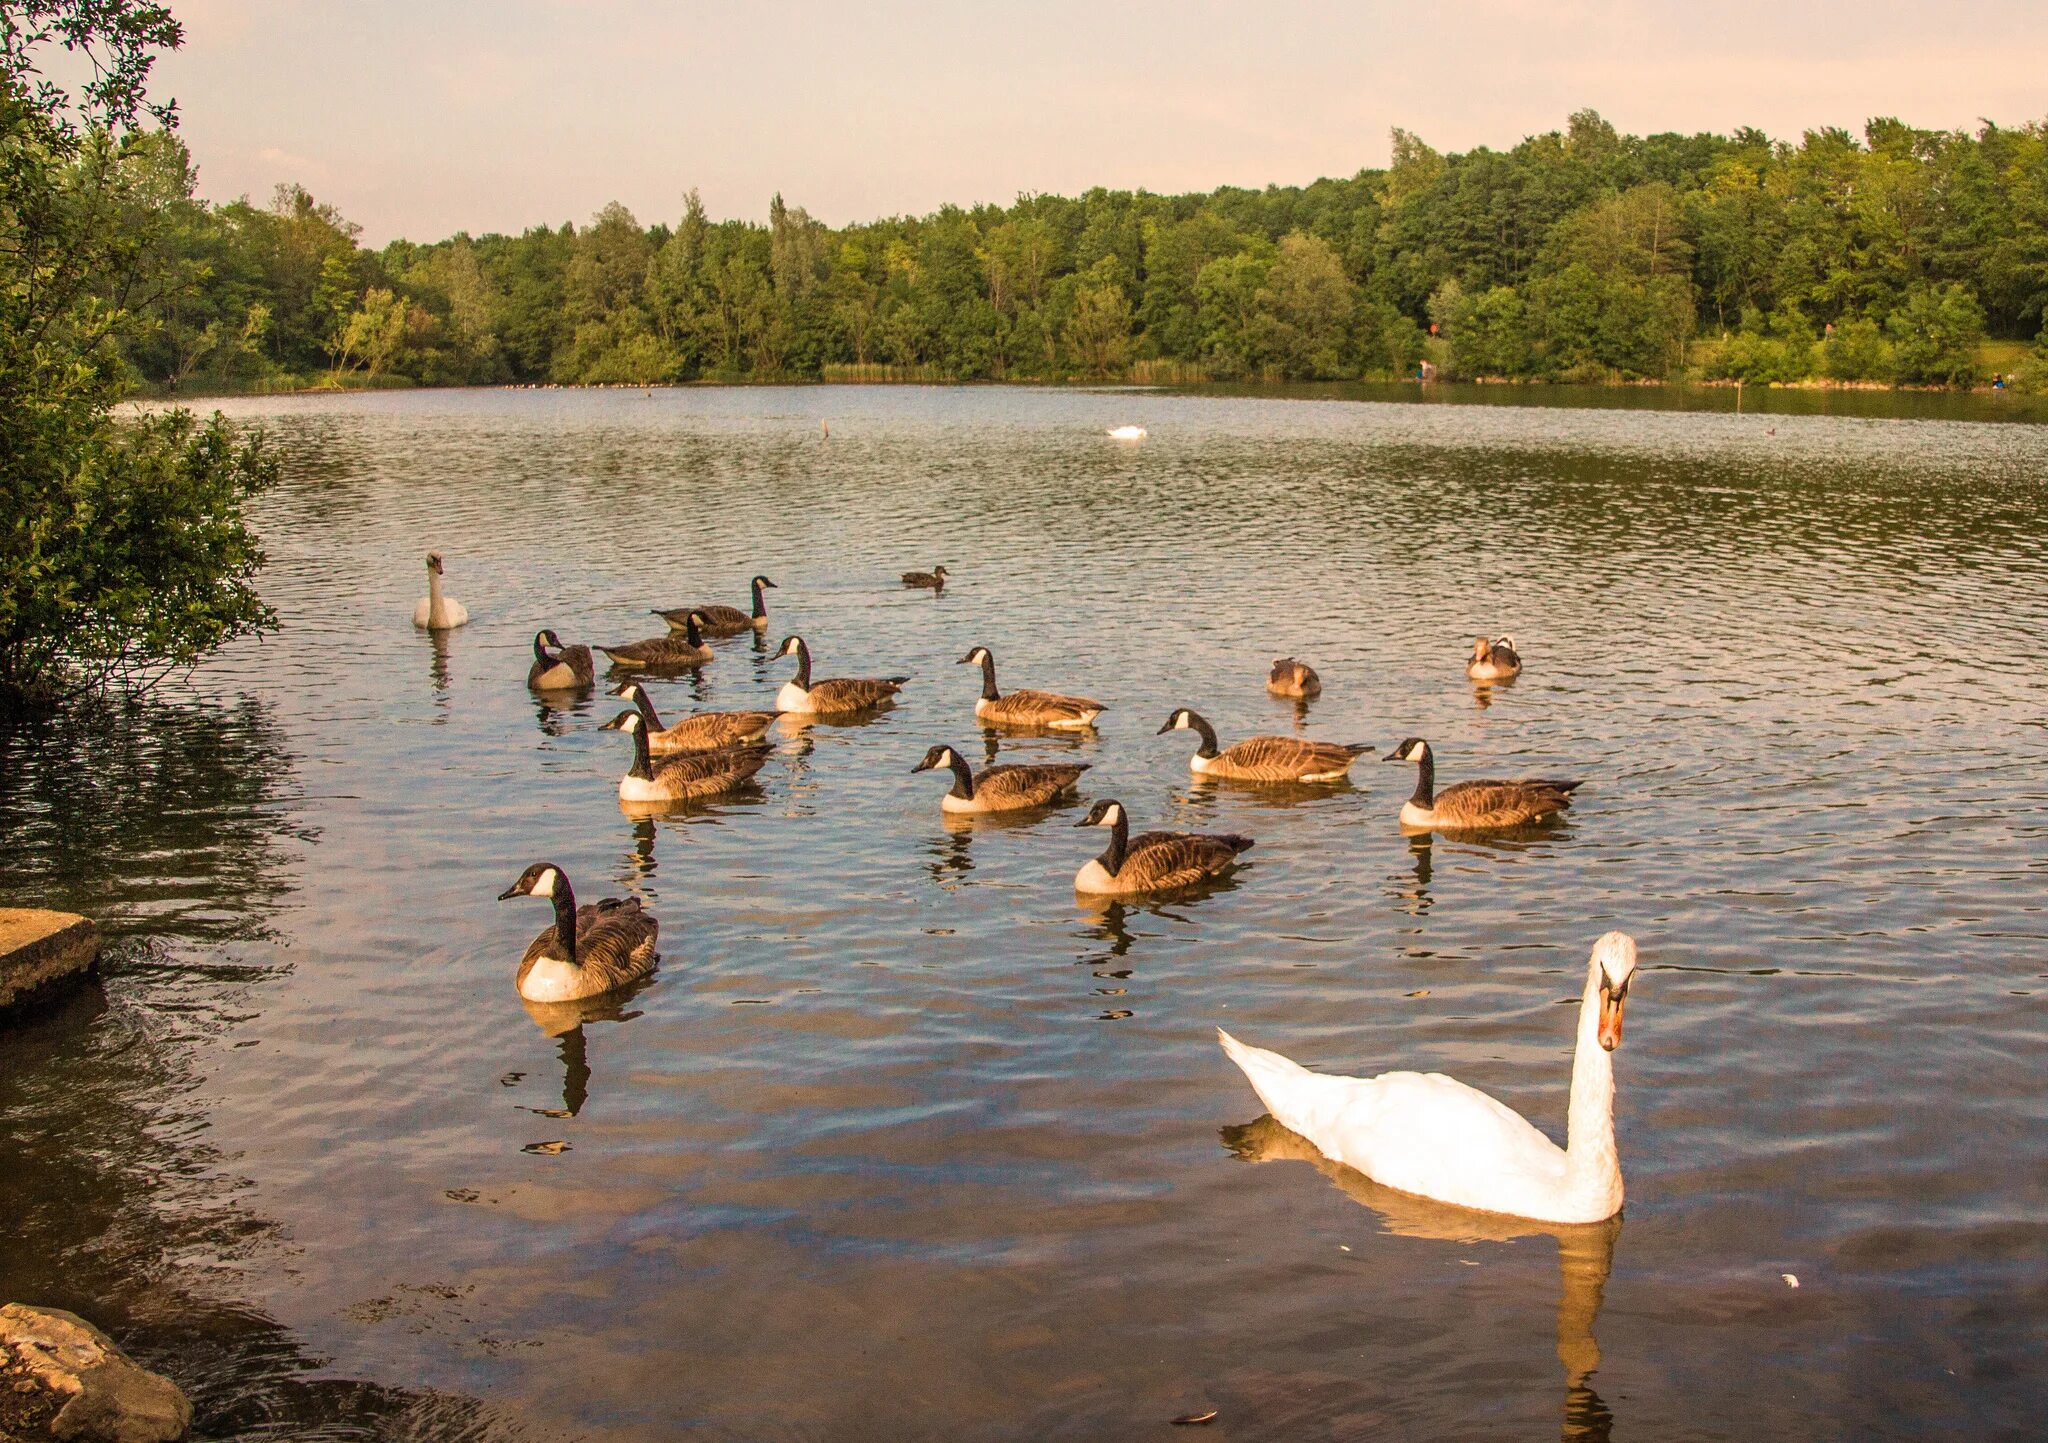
[1598,988,1626,1051]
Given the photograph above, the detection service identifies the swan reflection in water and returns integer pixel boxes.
[425,625,453,701]
[1224,1115,1620,1442]
[519,979,653,1119]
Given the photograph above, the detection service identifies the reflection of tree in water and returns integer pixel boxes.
[0,692,306,941]
[1224,1115,1619,1443]
[0,694,524,1440]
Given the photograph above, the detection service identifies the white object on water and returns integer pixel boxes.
[1108,424,1147,441]
[1218,932,1640,1225]
[1782,1273,1800,1288]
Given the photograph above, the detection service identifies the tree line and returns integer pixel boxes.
[116,109,2048,394]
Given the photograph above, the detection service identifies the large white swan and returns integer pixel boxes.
[412,551,468,630]
[1107,424,1147,440]
[1218,931,1640,1224]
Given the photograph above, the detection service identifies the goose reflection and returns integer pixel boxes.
[924,827,974,885]
[1392,836,1435,916]
[1224,1114,1619,1442]
[625,816,657,877]
[1471,673,1519,711]
[519,980,652,1119]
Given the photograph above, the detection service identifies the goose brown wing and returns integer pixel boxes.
[653,710,781,753]
[571,897,659,992]
[650,742,774,795]
[807,676,907,712]
[1125,830,1255,887]
[973,762,1090,807]
[690,604,753,636]
[601,635,708,668]
[1217,735,1369,780]
[985,688,1104,724]
[1432,778,1580,828]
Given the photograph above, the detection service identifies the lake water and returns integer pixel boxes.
[4,384,2046,1441]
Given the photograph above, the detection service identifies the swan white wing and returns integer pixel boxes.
[1317,1071,1568,1212]
[1220,1029,1568,1217]
[412,597,431,627]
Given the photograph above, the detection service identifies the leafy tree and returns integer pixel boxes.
[2,0,276,707]
[1885,282,1984,385]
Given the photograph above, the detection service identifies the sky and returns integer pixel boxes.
[150,1,2048,247]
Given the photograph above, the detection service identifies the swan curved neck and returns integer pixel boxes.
[1409,749,1436,807]
[1187,715,1220,759]
[976,653,999,701]
[946,754,976,799]
[1097,813,1130,875]
[1564,969,1622,1207]
[427,568,444,607]
[550,877,579,965]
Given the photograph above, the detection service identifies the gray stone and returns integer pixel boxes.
[0,1304,190,1443]
[0,910,99,1012]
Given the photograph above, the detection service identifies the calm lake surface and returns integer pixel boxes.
[4,385,2046,1441]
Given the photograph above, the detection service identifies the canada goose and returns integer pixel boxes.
[608,682,780,756]
[528,629,595,690]
[497,862,659,1003]
[773,635,908,716]
[901,565,949,590]
[1267,657,1320,698]
[654,575,776,638]
[1468,635,1523,681]
[1219,932,1642,1224]
[599,611,713,670]
[599,710,773,802]
[1072,798,1253,896]
[1158,708,1372,782]
[960,646,1106,729]
[912,743,1089,815]
[1384,737,1581,831]
[412,551,469,630]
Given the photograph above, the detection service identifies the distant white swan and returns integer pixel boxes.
[1107,424,1147,441]
[1219,931,1641,1224]
[412,551,468,630]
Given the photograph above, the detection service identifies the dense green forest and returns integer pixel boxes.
[111,110,2048,393]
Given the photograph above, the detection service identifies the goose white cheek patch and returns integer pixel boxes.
[532,869,558,898]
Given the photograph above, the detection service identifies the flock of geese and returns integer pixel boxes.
[420,547,1640,1227]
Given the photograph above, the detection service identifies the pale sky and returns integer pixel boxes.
[154,1,2048,247]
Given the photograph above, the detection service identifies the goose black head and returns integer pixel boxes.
[912,744,959,774]
[753,575,777,590]
[775,635,805,660]
[600,710,645,734]
[1156,708,1199,735]
[426,551,445,574]
[1592,931,1639,1051]
[957,646,993,666]
[535,628,563,651]
[607,681,644,701]
[1385,737,1430,763]
[499,862,565,900]
[1076,799,1126,829]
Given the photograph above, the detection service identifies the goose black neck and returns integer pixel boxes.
[751,578,768,619]
[625,722,654,780]
[550,876,580,965]
[790,642,812,690]
[533,634,552,665]
[946,752,976,799]
[1097,812,1130,876]
[1188,713,1220,759]
[630,689,663,730]
[976,653,1000,701]
[684,614,704,646]
[1410,749,1436,807]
